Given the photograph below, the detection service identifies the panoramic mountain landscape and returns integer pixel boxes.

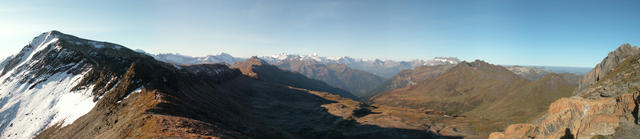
[3,1,640,139]
[0,30,624,139]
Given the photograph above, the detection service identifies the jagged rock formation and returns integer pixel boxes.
[272,59,386,98]
[490,44,640,139]
[575,44,640,95]
[371,60,577,138]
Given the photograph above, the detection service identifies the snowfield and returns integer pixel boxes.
[0,31,101,138]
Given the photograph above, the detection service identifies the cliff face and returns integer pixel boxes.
[489,92,640,139]
[491,44,640,139]
[575,44,640,95]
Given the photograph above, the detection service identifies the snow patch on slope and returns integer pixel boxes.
[0,69,95,139]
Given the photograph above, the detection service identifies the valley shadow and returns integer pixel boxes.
[233,77,462,139]
[140,64,462,139]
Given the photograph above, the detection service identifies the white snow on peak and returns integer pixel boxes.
[0,31,103,139]
[151,52,244,65]
[261,53,459,66]
[424,57,460,66]
[260,53,460,78]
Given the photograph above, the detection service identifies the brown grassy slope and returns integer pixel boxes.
[490,45,640,139]
[371,60,576,138]
[274,60,386,98]
[465,73,575,136]
[366,64,456,99]
[372,60,528,114]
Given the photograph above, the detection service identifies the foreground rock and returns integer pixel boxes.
[491,44,640,139]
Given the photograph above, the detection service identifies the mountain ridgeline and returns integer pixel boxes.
[1,31,624,139]
[0,31,466,138]
[371,60,577,138]
[269,59,386,98]
[490,44,640,139]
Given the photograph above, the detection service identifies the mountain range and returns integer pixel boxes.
[1,31,633,139]
[490,44,640,139]
[1,31,463,138]
[370,60,579,138]
[146,52,245,65]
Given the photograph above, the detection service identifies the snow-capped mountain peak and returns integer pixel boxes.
[151,52,244,65]
[0,31,147,138]
[259,53,460,78]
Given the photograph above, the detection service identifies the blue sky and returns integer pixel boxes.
[1,0,640,67]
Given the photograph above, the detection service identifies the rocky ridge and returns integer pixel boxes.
[490,44,640,139]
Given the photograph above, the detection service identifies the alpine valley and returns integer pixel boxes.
[1,31,632,139]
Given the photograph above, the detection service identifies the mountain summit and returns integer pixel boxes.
[371,59,576,137]
[261,54,460,78]
[0,30,164,138]
[575,43,640,95]
[4,31,457,138]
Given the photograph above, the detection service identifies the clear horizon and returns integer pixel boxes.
[2,0,640,67]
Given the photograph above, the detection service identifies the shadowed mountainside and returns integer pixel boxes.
[273,59,386,98]
[231,57,358,99]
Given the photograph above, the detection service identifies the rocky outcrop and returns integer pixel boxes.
[490,92,640,139]
[575,44,640,95]
[492,44,640,139]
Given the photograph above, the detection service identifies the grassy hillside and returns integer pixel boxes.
[371,60,576,138]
